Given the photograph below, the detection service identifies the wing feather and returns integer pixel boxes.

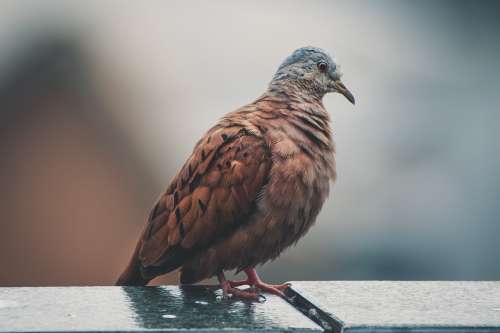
[138,125,271,275]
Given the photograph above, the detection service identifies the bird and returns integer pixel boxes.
[116,46,355,299]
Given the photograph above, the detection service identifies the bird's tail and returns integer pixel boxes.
[115,240,151,286]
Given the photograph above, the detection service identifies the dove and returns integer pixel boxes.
[116,46,355,299]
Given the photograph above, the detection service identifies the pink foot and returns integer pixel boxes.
[228,279,251,288]
[253,281,290,297]
[223,268,291,298]
[218,273,260,300]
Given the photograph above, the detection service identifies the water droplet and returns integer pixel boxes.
[308,308,318,316]
[194,301,208,305]
[162,314,177,319]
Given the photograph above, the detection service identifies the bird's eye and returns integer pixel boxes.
[317,62,328,72]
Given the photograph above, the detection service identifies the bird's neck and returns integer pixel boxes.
[251,85,335,179]
[269,76,327,102]
[264,83,329,121]
[253,86,333,149]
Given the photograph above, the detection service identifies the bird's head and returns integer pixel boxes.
[272,46,355,104]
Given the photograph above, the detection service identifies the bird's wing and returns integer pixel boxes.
[138,124,271,273]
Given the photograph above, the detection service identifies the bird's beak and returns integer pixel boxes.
[334,80,355,105]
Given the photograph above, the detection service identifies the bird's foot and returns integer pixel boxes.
[219,279,263,300]
[227,279,252,288]
[229,268,291,297]
[253,281,290,297]
[218,269,291,300]
[227,279,289,296]
[218,272,264,301]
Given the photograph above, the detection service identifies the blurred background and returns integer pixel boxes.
[0,0,499,286]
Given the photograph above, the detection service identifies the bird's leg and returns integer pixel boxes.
[217,272,260,300]
[229,268,290,297]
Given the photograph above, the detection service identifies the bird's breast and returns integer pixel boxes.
[264,147,332,210]
[248,149,332,263]
[243,109,336,261]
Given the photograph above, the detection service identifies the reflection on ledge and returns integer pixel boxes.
[120,285,319,331]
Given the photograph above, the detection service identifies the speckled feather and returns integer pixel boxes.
[116,47,353,286]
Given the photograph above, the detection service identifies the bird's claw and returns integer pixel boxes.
[257,294,267,303]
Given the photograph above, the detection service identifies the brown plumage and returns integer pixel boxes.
[116,46,355,298]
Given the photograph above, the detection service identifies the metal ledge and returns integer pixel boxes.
[1,282,499,333]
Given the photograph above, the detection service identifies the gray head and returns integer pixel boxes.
[272,46,355,104]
